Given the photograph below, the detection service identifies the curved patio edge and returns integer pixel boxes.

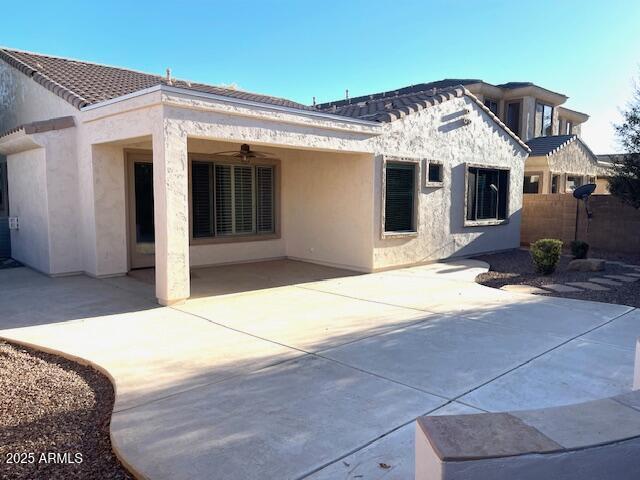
[0,336,147,480]
[416,389,640,480]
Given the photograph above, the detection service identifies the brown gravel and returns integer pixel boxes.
[0,340,133,480]
[474,249,640,308]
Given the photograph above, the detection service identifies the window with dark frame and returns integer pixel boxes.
[384,162,415,233]
[551,174,560,193]
[466,166,509,222]
[191,161,275,238]
[523,174,540,194]
[534,102,553,137]
[506,102,520,136]
[565,175,583,191]
[483,98,498,115]
[426,161,443,185]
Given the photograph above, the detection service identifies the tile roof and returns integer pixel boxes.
[0,48,315,111]
[315,85,472,122]
[314,83,530,151]
[315,79,482,111]
[526,135,578,156]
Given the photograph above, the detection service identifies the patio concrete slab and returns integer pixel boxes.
[0,307,300,411]
[320,316,563,398]
[0,260,637,480]
[176,285,434,352]
[111,355,445,480]
[459,339,635,412]
[308,402,482,480]
[513,398,640,449]
[460,296,629,340]
[565,281,611,291]
[582,310,640,350]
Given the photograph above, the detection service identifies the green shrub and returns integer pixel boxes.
[530,239,563,275]
[570,240,589,259]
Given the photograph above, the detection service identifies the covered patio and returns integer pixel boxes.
[80,87,382,305]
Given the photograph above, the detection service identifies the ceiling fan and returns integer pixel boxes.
[213,144,274,163]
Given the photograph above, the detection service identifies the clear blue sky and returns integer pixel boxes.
[3,0,640,153]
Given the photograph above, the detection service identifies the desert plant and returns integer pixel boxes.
[570,240,589,259]
[611,77,640,208]
[530,239,563,275]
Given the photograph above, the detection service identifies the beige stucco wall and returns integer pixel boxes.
[0,59,82,274]
[281,150,375,271]
[369,96,527,270]
[6,148,50,272]
[0,59,77,134]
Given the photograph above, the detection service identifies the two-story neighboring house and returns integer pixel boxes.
[318,79,610,195]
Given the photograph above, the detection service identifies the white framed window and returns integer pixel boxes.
[191,161,275,238]
[425,160,444,187]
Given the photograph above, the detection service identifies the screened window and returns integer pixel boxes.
[484,98,498,115]
[534,102,553,137]
[566,175,583,191]
[523,174,540,194]
[384,162,415,233]
[466,166,509,222]
[506,102,521,136]
[192,162,275,238]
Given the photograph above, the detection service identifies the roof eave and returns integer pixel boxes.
[81,84,384,133]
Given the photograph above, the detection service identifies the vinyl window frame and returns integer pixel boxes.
[381,155,420,239]
[464,163,511,227]
[188,153,281,246]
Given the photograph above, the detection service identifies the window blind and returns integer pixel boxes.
[384,162,415,232]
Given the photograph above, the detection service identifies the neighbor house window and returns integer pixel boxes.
[506,101,521,136]
[551,174,560,193]
[523,174,541,194]
[425,160,443,187]
[484,98,498,116]
[191,161,275,238]
[588,176,596,184]
[466,166,509,223]
[565,121,573,135]
[384,162,416,233]
[565,175,583,191]
[534,102,553,137]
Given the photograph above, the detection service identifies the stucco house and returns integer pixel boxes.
[0,48,529,305]
[523,135,612,194]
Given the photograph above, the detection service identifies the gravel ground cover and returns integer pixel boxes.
[0,340,132,480]
[474,249,640,308]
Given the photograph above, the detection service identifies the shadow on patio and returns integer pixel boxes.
[128,259,362,299]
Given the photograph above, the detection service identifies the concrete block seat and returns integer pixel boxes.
[416,390,640,480]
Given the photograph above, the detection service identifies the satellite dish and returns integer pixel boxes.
[572,183,596,200]
[572,183,597,241]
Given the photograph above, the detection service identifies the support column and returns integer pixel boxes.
[152,122,190,305]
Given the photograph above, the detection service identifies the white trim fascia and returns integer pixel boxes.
[82,84,383,130]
